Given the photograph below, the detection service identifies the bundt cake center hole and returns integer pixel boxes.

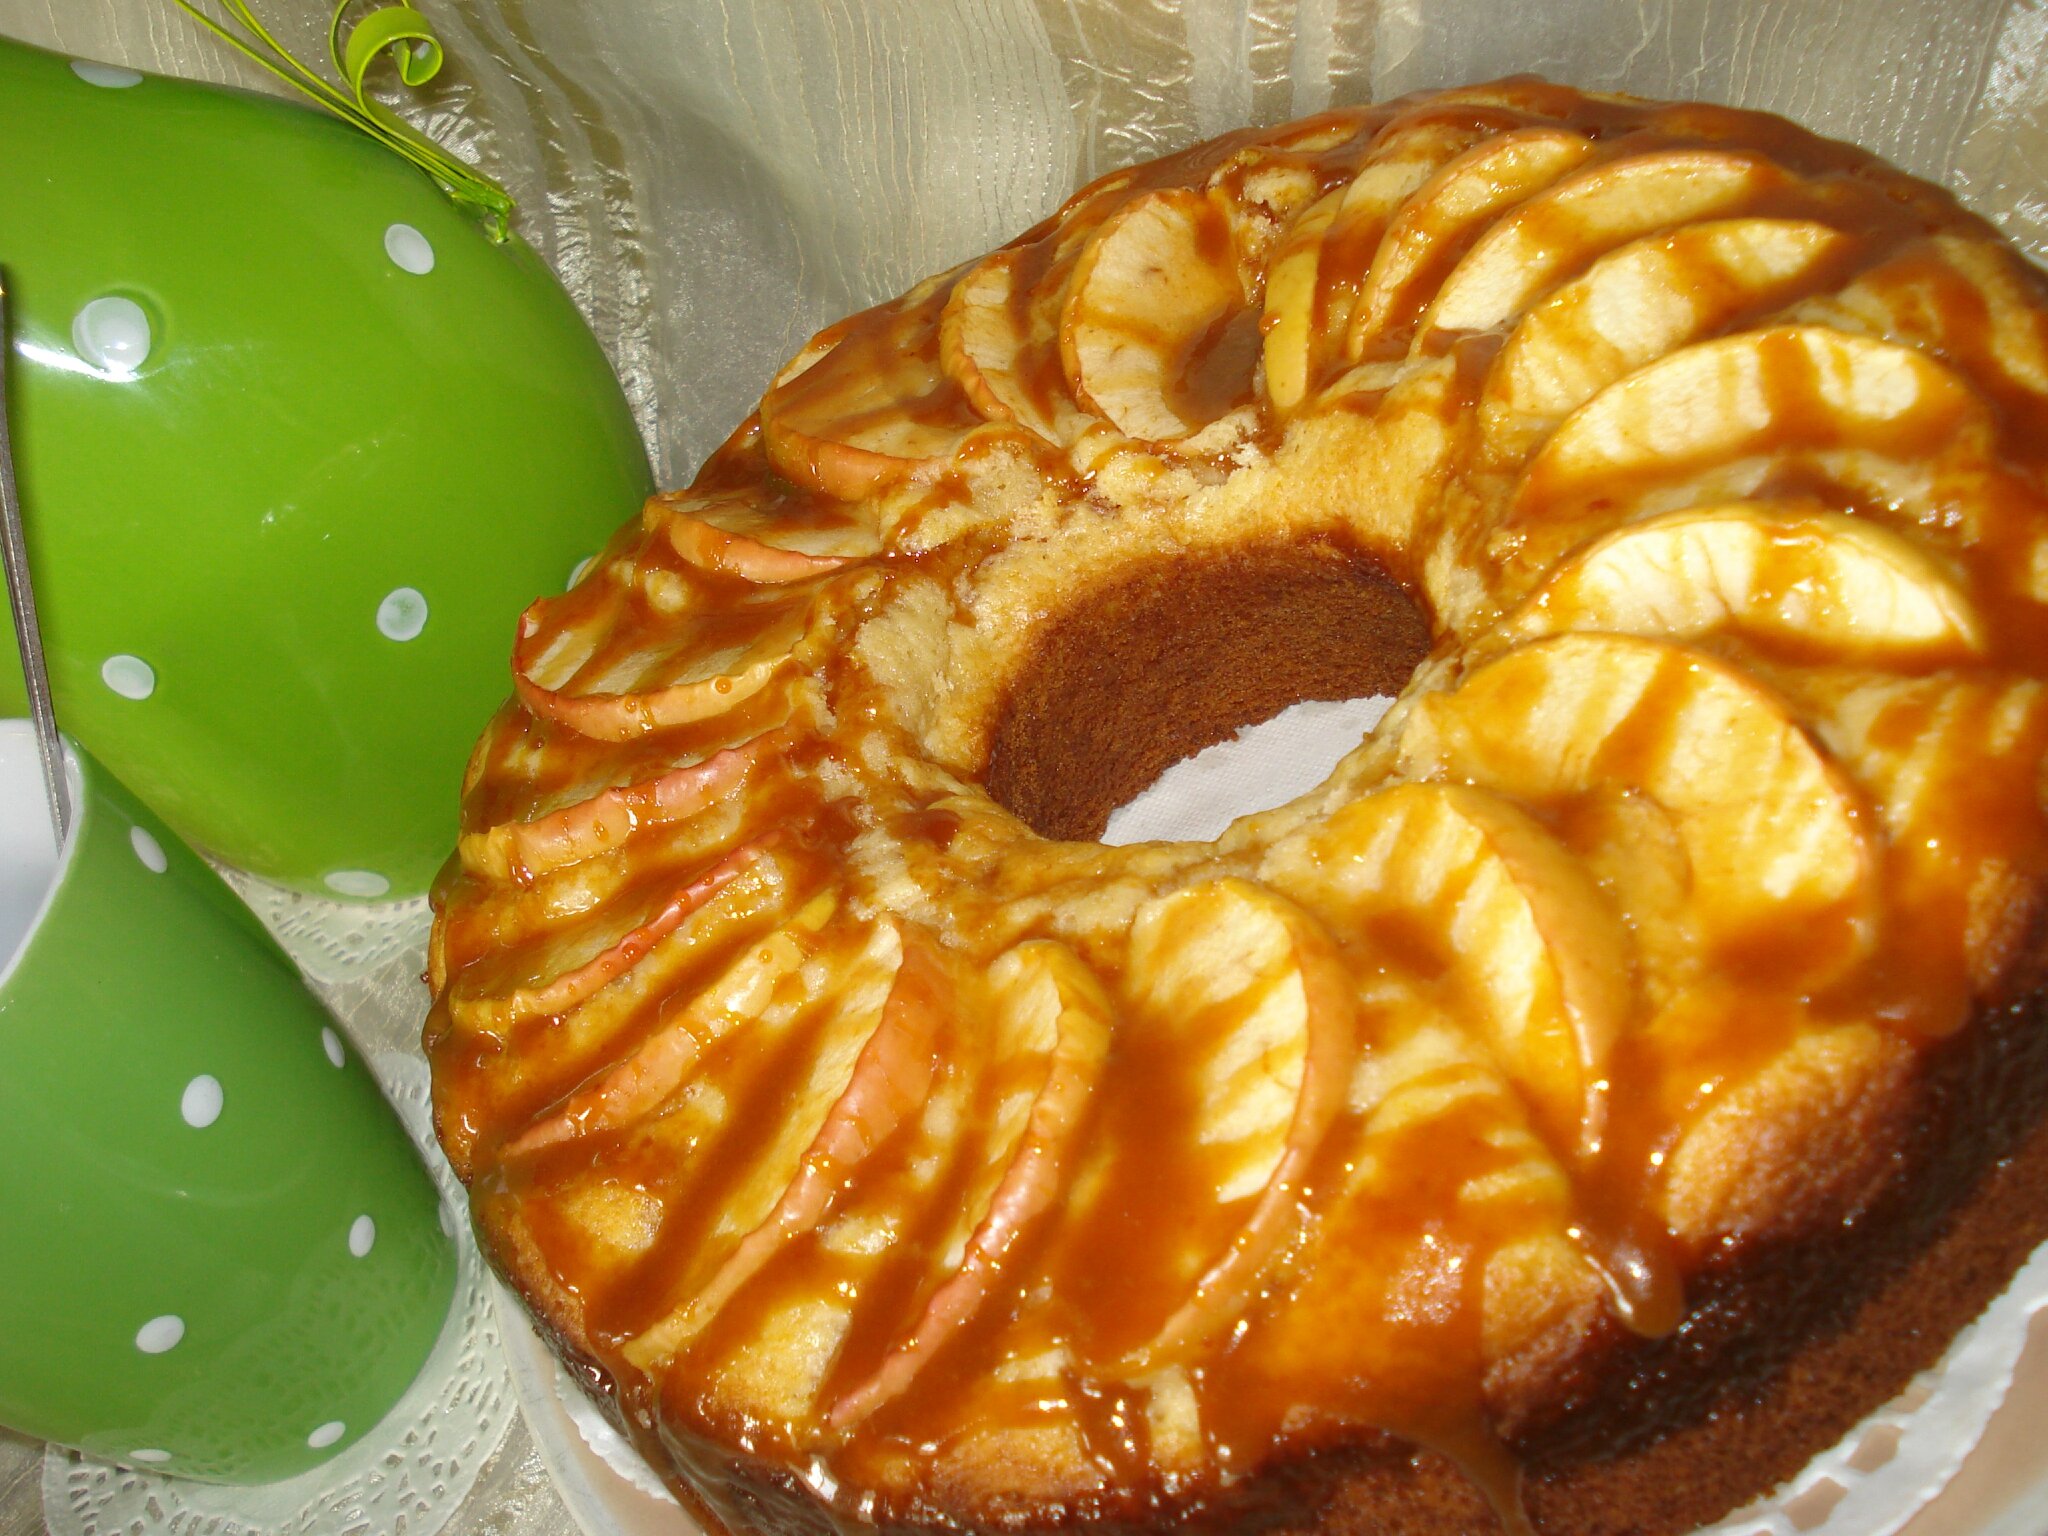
[984,540,1429,843]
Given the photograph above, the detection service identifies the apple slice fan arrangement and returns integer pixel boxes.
[10,8,2048,1536]
[0,0,645,1512]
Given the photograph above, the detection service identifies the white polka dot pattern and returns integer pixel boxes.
[376,587,429,642]
[69,60,141,87]
[71,296,152,374]
[349,1215,377,1258]
[134,1315,184,1355]
[100,655,155,700]
[324,869,392,899]
[383,223,435,275]
[306,1420,346,1450]
[45,1051,515,1536]
[321,1027,346,1069]
[179,1075,222,1129]
[130,825,167,873]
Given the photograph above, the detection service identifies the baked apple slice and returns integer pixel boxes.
[826,938,1114,1427]
[1398,632,1879,985]
[939,243,1104,446]
[429,866,816,1181]
[439,694,796,961]
[1498,502,1985,661]
[1786,233,2048,409]
[620,921,954,1368]
[436,771,782,986]
[1260,119,1480,413]
[1261,781,1629,1159]
[1345,127,1596,360]
[502,886,841,1156]
[933,169,1160,447]
[940,246,1049,436]
[457,728,788,885]
[513,557,835,741]
[1258,185,1348,415]
[1803,671,2048,1008]
[759,269,987,498]
[1513,326,1993,522]
[1423,149,1780,339]
[490,911,905,1346]
[445,836,786,1036]
[1201,145,1328,286]
[649,487,882,583]
[1072,879,1359,1374]
[1059,189,1251,442]
[1242,998,1619,1395]
[1480,218,1848,465]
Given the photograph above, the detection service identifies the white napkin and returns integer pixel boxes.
[1102,695,1394,846]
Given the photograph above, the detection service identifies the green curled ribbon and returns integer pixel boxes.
[172,0,516,240]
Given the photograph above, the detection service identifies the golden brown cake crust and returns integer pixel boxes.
[485,971,2048,1536]
[431,74,2048,1536]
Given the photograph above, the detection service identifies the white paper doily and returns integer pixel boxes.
[498,698,2048,1536]
[41,1050,515,1536]
[219,865,432,986]
[1701,1240,2048,1536]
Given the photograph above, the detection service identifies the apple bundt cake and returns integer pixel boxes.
[428,76,2048,1536]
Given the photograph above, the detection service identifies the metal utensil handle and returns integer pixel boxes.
[0,274,72,843]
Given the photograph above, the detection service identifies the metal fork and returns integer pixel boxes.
[0,271,72,843]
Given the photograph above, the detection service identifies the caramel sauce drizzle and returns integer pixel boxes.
[426,77,2048,1535]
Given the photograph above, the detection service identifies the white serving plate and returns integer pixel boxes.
[495,1280,696,1536]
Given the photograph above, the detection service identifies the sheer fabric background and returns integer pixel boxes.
[5,0,2046,490]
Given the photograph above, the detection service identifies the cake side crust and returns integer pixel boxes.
[469,961,2048,1536]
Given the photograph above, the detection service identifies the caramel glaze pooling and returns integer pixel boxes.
[426,77,2048,1536]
